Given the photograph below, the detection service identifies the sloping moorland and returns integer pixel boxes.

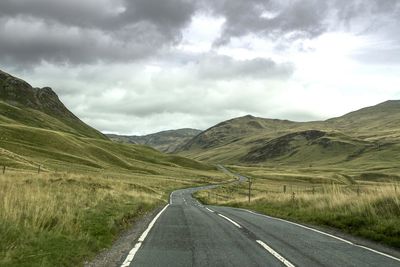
[181,102,400,248]
[0,70,228,266]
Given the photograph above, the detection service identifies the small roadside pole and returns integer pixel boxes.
[2,166,5,174]
[283,185,286,193]
[248,177,252,203]
[357,186,360,196]
[38,165,41,174]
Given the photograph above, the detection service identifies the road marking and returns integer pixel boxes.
[120,204,169,267]
[355,244,400,262]
[120,242,142,267]
[205,207,214,213]
[246,210,400,262]
[218,214,242,228]
[256,240,295,267]
[246,210,352,244]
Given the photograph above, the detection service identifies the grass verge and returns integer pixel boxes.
[0,168,226,266]
[195,167,400,249]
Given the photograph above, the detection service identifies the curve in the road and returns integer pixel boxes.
[120,171,400,267]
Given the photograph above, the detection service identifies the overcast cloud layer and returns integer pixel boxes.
[1,0,399,134]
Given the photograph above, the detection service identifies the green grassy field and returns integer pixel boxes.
[0,166,227,267]
[0,122,229,266]
[195,165,400,248]
[0,71,234,266]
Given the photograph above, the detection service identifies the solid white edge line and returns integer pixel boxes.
[120,242,142,267]
[355,245,400,262]
[218,213,242,228]
[120,204,170,267]
[205,207,214,213]
[246,210,352,244]
[256,240,295,267]
[245,209,400,262]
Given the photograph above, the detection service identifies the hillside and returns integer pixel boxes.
[327,100,400,141]
[107,128,202,153]
[0,70,107,139]
[0,70,214,173]
[0,70,225,267]
[176,101,400,166]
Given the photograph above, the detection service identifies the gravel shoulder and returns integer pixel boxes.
[84,205,165,267]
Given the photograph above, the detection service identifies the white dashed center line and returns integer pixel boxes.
[218,214,242,228]
[256,240,295,267]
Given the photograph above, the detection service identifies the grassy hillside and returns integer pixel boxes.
[176,115,304,162]
[327,100,400,141]
[176,101,400,167]
[0,70,106,139]
[107,128,202,153]
[0,70,228,266]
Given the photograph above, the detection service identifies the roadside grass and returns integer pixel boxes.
[0,167,227,267]
[195,166,400,248]
[0,108,232,266]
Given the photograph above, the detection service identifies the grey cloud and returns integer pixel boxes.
[207,0,330,45]
[2,0,399,66]
[0,17,169,65]
[206,0,400,45]
[0,0,197,66]
[195,55,294,80]
[352,47,400,65]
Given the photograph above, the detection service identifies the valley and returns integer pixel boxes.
[0,69,399,266]
[0,70,228,266]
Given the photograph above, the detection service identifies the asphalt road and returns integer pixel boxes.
[121,180,400,266]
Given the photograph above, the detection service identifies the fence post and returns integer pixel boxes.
[2,166,5,174]
[38,165,41,174]
[283,185,286,193]
[248,178,252,203]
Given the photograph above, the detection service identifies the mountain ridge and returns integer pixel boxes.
[176,100,400,165]
[107,128,202,153]
[0,70,107,139]
[0,69,213,172]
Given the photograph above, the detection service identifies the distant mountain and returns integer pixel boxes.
[176,101,400,166]
[0,70,106,139]
[107,128,202,153]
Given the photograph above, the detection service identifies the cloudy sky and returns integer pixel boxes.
[1,0,400,135]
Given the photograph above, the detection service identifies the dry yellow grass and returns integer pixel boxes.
[196,172,400,248]
[0,168,227,267]
[0,172,158,236]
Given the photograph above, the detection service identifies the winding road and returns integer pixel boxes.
[120,171,400,267]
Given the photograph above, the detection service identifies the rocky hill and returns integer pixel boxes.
[0,70,106,139]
